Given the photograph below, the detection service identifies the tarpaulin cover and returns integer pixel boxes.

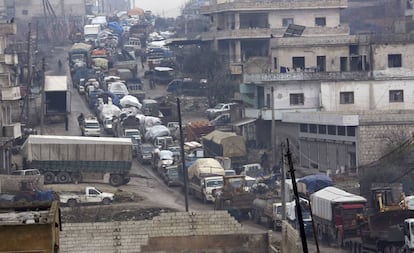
[188,158,225,179]
[297,174,333,194]
[120,95,142,109]
[145,125,170,142]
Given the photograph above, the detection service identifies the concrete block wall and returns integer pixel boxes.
[60,211,246,253]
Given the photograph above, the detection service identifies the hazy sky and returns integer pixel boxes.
[132,0,187,17]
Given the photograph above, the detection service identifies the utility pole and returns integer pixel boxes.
[286,139,309,253]
[26,23,32,125]
[271,86,276,170]
[40,58,45,135]
[177,98,189,212]
[281,143,286,221]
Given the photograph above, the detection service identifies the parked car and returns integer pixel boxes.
[205,103,237,120]
[59,186,114,207]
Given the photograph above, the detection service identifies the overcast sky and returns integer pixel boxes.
[132,0,187,17]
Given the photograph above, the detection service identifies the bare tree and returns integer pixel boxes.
[182,47,237,107]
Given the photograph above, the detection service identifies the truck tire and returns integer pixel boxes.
[57,172,71,184]
[102,198,111,205]
[71,173,82,184]
[44,172,55,184]
[67,199,77,207]
[109,174,123,186]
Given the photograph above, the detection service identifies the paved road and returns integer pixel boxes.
[43,45,347,253]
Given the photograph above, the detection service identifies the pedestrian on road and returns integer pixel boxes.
[140,52,146,69]
[58,59,62,73]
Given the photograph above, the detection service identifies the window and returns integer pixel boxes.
[328,125,336,135]
[340,92,354,104]
[318,125,326,134]
[300,124,308,133]
[347,126,356,136]
[317,56,326,72]
[290,93,304,105]
[389,90,404,102]
[22,9,28,15]
[388,54,402,68]
[338,126,346,136]
[282,18,294,27]
[340,57,348,71]
[309,124,317,133]
[292,56,305,70]
[315,17,326,26]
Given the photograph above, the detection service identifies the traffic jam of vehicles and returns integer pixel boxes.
[3,11,414,253]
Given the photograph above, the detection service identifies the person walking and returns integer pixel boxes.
[58,59,62,73]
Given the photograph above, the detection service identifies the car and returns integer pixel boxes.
[205,103,237,120]
[11,169,41,176]
[137,143,154,164]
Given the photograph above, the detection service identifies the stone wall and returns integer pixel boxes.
[60,211,270,253]
[358,112,414,166]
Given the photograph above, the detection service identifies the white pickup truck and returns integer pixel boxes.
[59,186,114,207]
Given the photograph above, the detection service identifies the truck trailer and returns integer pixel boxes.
[310,186,367,247]
[202,130,247,169]
[22,135,132,186]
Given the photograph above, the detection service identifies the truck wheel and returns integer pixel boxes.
[67,199,77,207]
[102,198,111,205]
[109,174,123,186]
[71,173,82,184]
[57,172,70,183]
[44,172,55,184]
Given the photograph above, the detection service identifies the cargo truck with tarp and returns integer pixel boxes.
[202,130,247,169]
[22,135,132,186]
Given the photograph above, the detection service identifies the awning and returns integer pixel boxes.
[231,118,256,127]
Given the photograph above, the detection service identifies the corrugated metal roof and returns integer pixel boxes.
[45,76,68,91]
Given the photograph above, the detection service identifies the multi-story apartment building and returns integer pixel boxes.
[200,0,348,75]
[242,32,414,174]
[199,0,414,174]
[0,22,21,172]
[0,0,86,41]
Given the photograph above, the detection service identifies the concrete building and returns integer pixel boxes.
[0,21,21,172]
[0,0,86,42]
[242,33,414,174]
[200,0,348,75]
[0,201,61,253]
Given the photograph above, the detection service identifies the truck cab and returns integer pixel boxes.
[124,129,141,156]
[154,136,174,150]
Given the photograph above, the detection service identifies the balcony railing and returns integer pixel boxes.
[0,23,17,35]
[244,71,372,83]
[202,25,350,41]
[201,0,348,14]
[0,86,21,100]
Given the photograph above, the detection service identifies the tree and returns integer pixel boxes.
[181,46,237,107]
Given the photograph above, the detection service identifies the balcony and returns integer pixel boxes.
[243,71,372,83]
[0,86,21,100]
[2,123,21,139]
[0,23,17,35]
[202,25,350,41]
[245,107,319,121]
[201,0,347,14]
